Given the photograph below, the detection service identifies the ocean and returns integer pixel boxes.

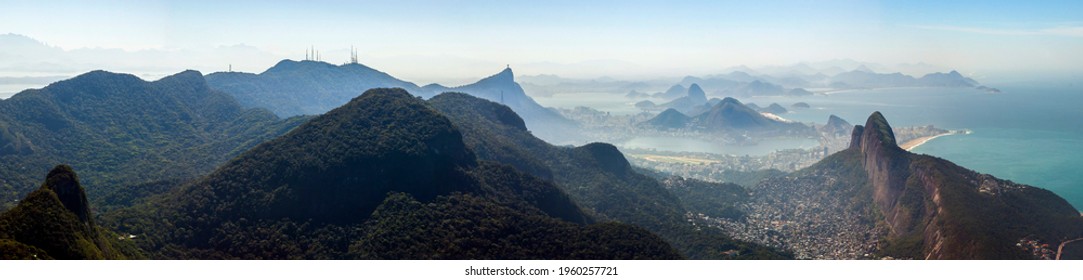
[533,82,1083,210]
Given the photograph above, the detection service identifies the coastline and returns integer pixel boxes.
[900,132,954,151]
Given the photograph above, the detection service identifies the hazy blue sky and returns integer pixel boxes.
[2,0,1082,84]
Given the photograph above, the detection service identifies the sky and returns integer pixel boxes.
[2,0,1083,87]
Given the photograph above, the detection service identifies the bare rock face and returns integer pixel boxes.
[848,124,864,149]
[855,112,916,234]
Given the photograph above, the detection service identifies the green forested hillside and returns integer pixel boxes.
[103,88,679,260]
[429,92,791,259]
[0,165,142,259]
[0,70,308,211]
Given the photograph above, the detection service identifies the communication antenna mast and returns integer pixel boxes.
[350,45,359,64]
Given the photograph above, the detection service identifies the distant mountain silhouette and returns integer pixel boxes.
[658,83,709,115]
[761,103,788,115]
[641,97,811,136]
[725,80,785,97]
[830,69,978,89]
[208,61,578,144]
[421,67,578,144]
[653,84,688,100]
[819,114,852,137]
[643,109,692,129]
[205,60,424,117]
[917,70,978,87]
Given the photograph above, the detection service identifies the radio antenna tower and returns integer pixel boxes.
[350,45,359,64]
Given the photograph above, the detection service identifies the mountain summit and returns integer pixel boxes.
[422,67,578,144]
[42,165,92,225]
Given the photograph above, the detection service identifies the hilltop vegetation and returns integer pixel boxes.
[0,165,142,259]
[430,92,791,259]
[102,88,679,259]
[0,70,307,211]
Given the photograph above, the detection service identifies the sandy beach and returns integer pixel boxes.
[900,132,953,151]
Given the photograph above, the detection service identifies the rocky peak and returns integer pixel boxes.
[858,111,901,154]
[42,165,93,225]
[849,124,865,149]
[479,66,515,84]
[851,112,912,236]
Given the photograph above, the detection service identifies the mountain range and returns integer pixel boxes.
[643,97,812,136]
[205,60,425,117]
[829,70,979,89]
[652,83,709,115]
[428,92,790,259]
[205,61,577,144]
[0,70,307,211]
[103,88,680,259]
[421,67,578,143]
[0,60,1073,260]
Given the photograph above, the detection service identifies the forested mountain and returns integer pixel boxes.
[0,165,142,259]
[204,60,424,117]
[103,88,679,260]
[429,92,791,259]
[0,70,307,211]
